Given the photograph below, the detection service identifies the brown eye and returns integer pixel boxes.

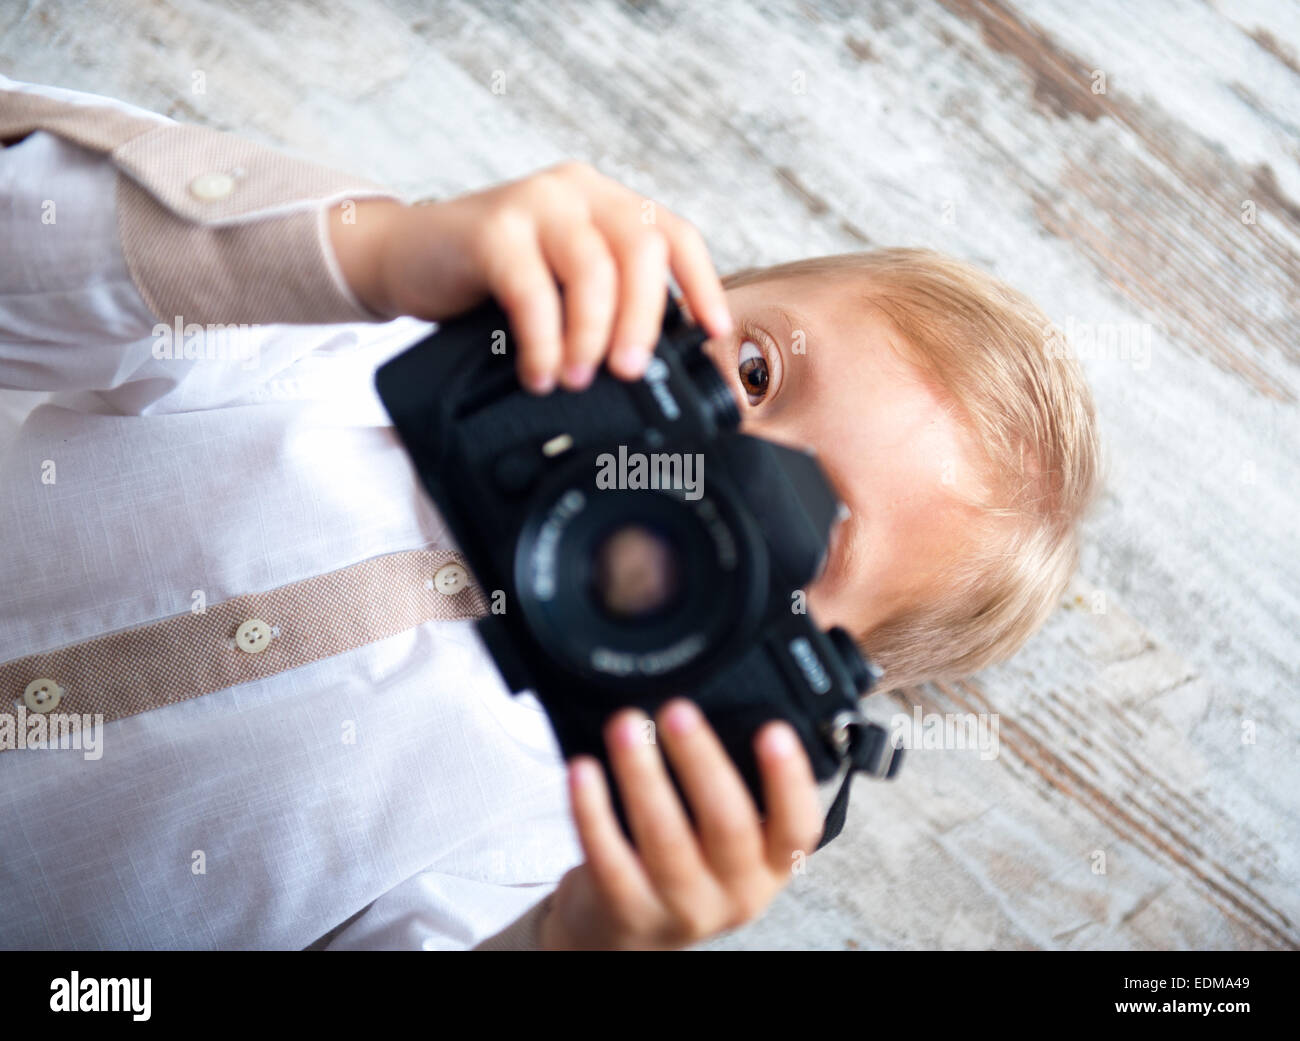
[737,340,769,404]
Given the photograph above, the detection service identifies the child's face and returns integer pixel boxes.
[703,272,988,638]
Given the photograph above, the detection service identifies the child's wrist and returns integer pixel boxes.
[328,197,406,319]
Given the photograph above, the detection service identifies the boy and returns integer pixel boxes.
[0,76,1099,950]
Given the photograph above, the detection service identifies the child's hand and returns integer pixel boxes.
[330,162,734,393]
[538,699,824,950]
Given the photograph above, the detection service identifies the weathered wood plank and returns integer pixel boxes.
[1,0,1296,949]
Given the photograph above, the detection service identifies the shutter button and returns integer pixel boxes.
[23,678,62,713]
[235,618,273,654]
[433,563,468,595]
[189,171,235,201]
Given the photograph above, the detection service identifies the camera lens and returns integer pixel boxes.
[590,523,682,620]
[684,349,741,431]
[514,455,769,686]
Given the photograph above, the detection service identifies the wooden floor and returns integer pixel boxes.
[2,0,1296,949]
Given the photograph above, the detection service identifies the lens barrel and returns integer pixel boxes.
[684,348,741,431]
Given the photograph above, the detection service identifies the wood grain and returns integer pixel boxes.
[1,0,1296,949]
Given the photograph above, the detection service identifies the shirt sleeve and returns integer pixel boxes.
[0,75,404,391]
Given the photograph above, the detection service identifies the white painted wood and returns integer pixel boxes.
[1,0,1295,949]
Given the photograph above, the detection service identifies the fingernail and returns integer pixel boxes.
[611,345,647,377]
[707,304,738,332]
[563,362,595,389]
[763,723,798,759]
[664,700,699,736]
[527,371,556,394]
[615,712,648,749]
[571,759,598,788]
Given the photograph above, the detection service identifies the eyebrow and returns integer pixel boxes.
[770,306,812,353]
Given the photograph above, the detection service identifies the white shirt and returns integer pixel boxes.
[0,76,583,950]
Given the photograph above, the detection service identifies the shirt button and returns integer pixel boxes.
[433,563,469,595]
[235,618,273,654]
[23,678,62,713]
[189,171,236,201]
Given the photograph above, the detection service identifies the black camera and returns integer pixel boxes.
[375,295,901,846]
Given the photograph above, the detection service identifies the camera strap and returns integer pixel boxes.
[816,721,903,850]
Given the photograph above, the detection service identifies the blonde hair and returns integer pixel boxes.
[721,248,1102,692]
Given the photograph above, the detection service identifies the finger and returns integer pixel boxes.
[659,214,733,340]
[605,708,715,913]
[540,220,618,390]
[754,719,824,872]
[567,755,658,914]
[603,226,670,380]
[656,699,764,882]
[480,214,563,394]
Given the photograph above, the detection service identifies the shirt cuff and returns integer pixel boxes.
[0,81,403,326]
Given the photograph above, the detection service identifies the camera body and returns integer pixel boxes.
[376,295,895,832]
